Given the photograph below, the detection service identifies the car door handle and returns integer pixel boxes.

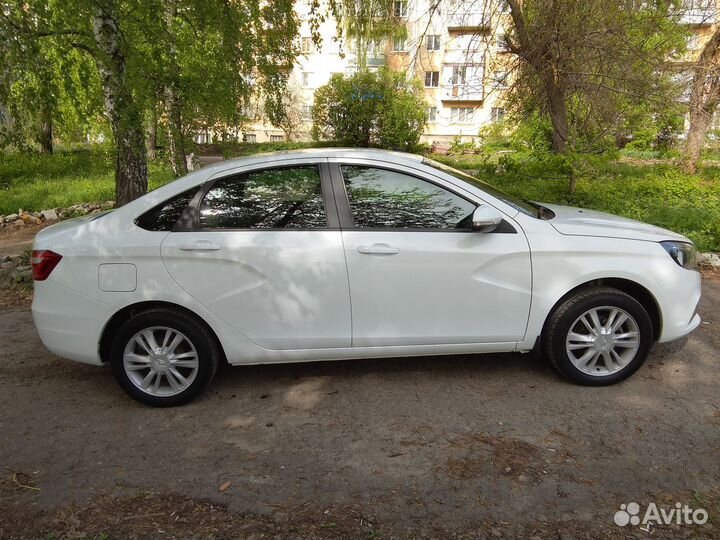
[357,244,400,255]
[178,240,222,252]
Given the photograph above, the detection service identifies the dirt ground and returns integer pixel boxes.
[0,226,719,539]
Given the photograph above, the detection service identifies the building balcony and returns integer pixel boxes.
[441,84,484,102]
[346,54,386,71]
[446,12,490,31]
[366,55,386,67]
[444,48,484,64]
[679,7,716,25]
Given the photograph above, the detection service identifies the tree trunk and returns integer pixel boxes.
[546,79,569,154]
[146,104,158,160]
[684,106,713,174]
[683,28,720,173]
[38,103,53,154]
[91,4,148,206]
[506,0,570,155]
[165,84,187,176]
[163,0,188,177]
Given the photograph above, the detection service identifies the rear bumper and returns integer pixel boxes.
[31,279,114,366]
[655,268,702,343]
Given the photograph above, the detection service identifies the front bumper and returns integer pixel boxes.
[32,279,114,365]
[654,267,702,343]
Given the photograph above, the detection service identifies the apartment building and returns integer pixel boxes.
[243,0,512,145]
[238,0,720,146]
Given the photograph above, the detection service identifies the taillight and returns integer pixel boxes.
[31,250,63,281]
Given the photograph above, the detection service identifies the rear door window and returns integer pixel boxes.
[199,166,327,229]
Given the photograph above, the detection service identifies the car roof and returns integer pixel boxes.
[200,147,424,176]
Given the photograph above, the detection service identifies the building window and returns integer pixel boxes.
[270,135,284,142]
[491,107,505,122]
[301,105,313,119]
[244,133,257,143]
[302,72,312,87]
[426,34,441,51]
[393,37,407,52]
[450,107,473,124]
[425,71,440,87]
[492,71,509,89]
[426,106,438,122]
[301,37,313,53]
[394,0,408,17]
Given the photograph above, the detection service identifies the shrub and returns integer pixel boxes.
[311,69,427,151]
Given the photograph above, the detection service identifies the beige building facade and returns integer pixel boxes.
[210,0,720,145]
[241,0,512,145]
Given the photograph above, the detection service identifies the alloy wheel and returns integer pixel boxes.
[122,326,199,396]
[565,306,640,376]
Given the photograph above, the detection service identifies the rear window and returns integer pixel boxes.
[135,187,197,231]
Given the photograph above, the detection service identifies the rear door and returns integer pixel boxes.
[160,159,351,350]
[329,160,532,347]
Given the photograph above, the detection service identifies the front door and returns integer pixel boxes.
[161,161,351,350]
[331,163,532,347]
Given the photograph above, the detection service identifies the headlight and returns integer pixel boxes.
[660,241,697,270]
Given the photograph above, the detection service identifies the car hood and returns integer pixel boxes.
[541,203,689,243]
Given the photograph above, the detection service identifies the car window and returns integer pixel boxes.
[199,166,327,229]
[136,187,197,231]
[423,158,540,218]
[340,165,476,229]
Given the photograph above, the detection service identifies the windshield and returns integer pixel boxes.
[423,158,549,219]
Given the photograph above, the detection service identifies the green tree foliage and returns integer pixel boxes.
[0,0,300,203]
[146,0,300,174]
[327,0,406,69]
[504,0,687,159]
[0,15,103,153]
[312,69,427,150]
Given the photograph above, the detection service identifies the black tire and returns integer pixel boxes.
[543,287,654,385]
[110,308,220,406]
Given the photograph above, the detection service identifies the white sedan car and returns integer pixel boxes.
[31,149,701,406]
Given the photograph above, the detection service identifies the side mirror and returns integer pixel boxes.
[471,205,503,232]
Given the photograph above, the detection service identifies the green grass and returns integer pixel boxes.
[0,148,174,215]
[451,156,720,252]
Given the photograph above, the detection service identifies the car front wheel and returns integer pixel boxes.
[110,308,220,406]
[543,287,654,385]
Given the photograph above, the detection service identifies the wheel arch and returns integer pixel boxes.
[98,301,228,364]
[542,278,662,341]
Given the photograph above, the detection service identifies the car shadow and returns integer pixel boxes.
[212,350,557,390]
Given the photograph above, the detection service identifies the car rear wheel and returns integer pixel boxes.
[110,308,220,406]
[543,287,654,385]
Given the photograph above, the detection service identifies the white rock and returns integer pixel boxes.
[5,213,18,222]
[13,219,25,228]
[700,252,720,268]
[41,209,58,221]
